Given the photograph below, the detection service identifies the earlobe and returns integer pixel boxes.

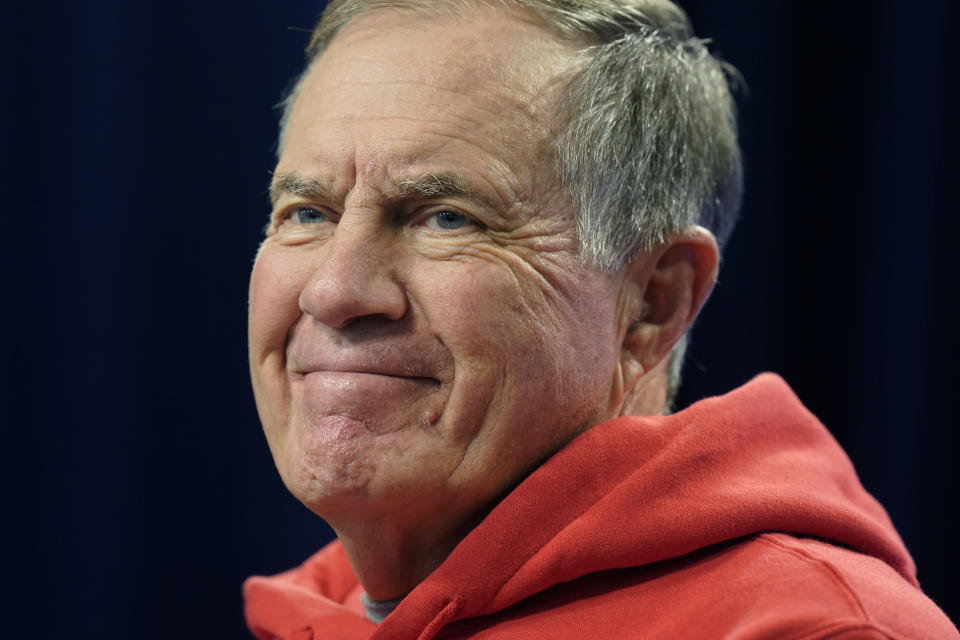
[621,226,719,375]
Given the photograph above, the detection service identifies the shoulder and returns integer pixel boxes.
[742,534,957,639]
[437,534,958,639]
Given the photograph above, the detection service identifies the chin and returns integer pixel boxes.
[283,455,375,518]
[275,414,379,515]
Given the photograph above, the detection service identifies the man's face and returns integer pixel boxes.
[249,7,633,533]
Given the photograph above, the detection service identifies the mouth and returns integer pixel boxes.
[287,347,447,385]
[295,369,445,431]
[290,367,441,385]
[285,333,453,389]
[294,370,443,398]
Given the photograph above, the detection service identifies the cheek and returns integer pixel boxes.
[413,255,592,383]
[248,246,312,452]
[416,259,518,342]
[249,246,309,360]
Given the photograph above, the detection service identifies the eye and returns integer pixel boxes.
[425,209,468,230]
[292,206,328,224]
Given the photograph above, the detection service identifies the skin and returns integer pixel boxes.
[248,5,719,600]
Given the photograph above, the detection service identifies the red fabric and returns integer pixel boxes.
[244,374,959,639]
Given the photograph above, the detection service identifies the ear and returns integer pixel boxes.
[621,225,719,376]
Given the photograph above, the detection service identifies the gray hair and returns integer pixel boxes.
[278,0,743,411]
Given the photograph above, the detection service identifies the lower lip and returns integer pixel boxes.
[300,371,438,415]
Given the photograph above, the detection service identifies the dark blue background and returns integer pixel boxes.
[4,1,957,637]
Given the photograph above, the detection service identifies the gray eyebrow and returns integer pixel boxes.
[389,172,472,199]
[269,172,337,206]
[270,171,475,207]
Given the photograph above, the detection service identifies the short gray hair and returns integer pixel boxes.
[278,0,743,410]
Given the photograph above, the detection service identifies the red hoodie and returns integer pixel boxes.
[244,374,958,639]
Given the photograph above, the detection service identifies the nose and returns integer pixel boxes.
[298,218,408,328]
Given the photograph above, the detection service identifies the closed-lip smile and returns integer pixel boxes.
[288,356,443,385]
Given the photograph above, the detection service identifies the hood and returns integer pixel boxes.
[245,373,916,639]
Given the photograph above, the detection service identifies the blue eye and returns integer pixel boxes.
[429,210,467,230]
[294,207,326,224]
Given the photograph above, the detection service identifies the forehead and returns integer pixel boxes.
[278,5,577,206]
[315,5,571,105]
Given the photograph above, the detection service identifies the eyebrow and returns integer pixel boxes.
[269,172,337,206]
[269,171,476,208]
[389,172,471,200]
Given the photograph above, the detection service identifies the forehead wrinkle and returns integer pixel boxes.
[325,73,550,133]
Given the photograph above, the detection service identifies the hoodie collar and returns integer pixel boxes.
[377,373,913,638]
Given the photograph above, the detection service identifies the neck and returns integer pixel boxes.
[331,507,485,601]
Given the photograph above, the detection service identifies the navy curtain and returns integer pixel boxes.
[5,1,957,636]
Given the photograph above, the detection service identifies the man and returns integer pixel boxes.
[244,0,958,638]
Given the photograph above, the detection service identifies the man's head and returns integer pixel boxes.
[248,0,740,597]
[279,0,742,406]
